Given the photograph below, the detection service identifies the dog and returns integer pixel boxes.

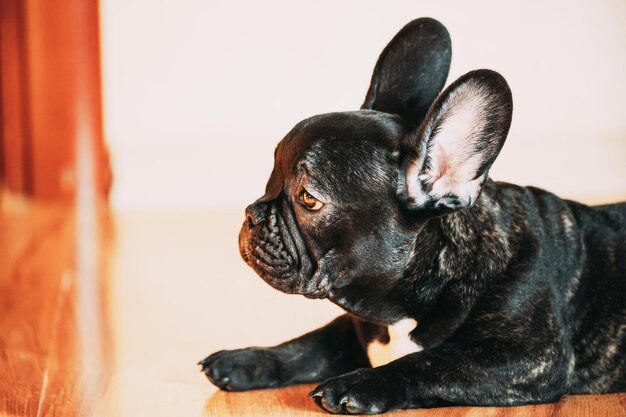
[199,18,626,414]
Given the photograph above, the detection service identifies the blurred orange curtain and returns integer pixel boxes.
[0,0,111,200]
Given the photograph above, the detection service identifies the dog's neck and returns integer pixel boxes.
[405,179,514,306]
[439,179,512,279]
[397,179,516,346]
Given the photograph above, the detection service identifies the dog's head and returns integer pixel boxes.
[239,18,513,323]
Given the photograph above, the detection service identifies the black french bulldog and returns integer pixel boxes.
[199,18,626,414]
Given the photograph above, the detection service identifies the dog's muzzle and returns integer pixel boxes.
[239,200,324,298]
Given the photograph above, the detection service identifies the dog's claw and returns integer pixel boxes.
[218,376,231,390]
[308,389,323,398]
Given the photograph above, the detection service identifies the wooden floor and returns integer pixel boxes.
[0,196,624,417]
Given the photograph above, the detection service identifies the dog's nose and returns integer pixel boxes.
[245,203,267,228]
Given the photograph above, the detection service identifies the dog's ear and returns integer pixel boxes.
[398,69,513,212]
[362,18,451,126]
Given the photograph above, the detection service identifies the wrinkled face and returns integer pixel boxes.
[238,111,422,322]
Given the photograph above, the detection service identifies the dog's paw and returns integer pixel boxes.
[198,348,281,391]
[309,368,396,415]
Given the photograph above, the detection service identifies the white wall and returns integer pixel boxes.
[100,0,626,210]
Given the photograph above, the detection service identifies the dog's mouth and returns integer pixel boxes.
[238,200,328,298]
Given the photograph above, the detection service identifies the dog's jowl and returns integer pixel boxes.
[199,18,626,414]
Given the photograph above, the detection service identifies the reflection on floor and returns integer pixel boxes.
[0,198,624,417]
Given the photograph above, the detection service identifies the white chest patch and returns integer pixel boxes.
[366,318,422,367]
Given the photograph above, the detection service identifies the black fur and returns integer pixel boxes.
[199,17,626,414]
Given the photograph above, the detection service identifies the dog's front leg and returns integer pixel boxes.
[311,339,568,414]
[199,315,370,391]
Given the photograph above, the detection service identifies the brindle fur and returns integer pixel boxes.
[199,18,625,414]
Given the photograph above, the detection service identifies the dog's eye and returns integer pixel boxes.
[299,190,323,211]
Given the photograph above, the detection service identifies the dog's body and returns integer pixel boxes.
[200,18,626,414]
